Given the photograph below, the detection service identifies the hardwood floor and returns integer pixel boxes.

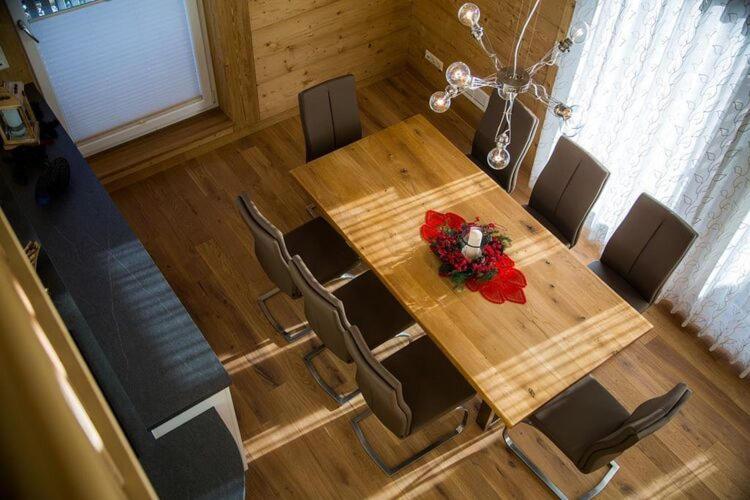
[112,69,750,499]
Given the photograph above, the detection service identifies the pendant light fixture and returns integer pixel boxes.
[429,1,588,170]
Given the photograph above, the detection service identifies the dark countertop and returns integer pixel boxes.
[0,86,230,429]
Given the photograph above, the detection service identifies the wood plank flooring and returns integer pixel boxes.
[112,69,750,499]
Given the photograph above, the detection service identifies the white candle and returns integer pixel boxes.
[462,227,483,261]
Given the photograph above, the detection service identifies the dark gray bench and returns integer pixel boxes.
[0,86,244,498]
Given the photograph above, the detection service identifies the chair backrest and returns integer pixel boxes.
[601,193,698,305]
[470,93,539,193]
[298,74,362,162]
[288,255,352,362]
[235,193,296,297]
[529,137,610,247]
[343,325,412,438]
[577,384,691,473]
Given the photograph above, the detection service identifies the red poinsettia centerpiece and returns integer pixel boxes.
[420,210,527,304]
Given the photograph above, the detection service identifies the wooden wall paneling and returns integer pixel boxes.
[253,3,411,85]
[257,29,410,118]
[202,0,261,127]
[250,0,412,119]
[0,2,35,83]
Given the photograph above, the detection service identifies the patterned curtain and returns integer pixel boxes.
[531,0,750,377]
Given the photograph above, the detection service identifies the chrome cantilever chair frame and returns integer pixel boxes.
[304,332,411,405]
[258,271,358,343]
[351,406,469,476]
[503,423,619,500]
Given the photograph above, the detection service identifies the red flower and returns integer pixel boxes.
[421,210,527,305]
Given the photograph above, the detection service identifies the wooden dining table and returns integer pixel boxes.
[291,114,652,429]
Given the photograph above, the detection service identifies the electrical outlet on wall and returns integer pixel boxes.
[424,49,443,71]
[463,87,490,111]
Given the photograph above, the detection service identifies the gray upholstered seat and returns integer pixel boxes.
[469,94,539,193]
[289,256,414,404]
[345,325,474,475]
[505,375,692,498]
[525,137,609,248]
[588,193,698,313]
[299,74,362,162]
[235,193,358,342]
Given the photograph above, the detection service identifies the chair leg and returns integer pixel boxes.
[580,461,619,500]
[258,287,312,343]
[503,426,568,499]
[502,427,619,500]
[304,344,360,405]
[352,407,469,476]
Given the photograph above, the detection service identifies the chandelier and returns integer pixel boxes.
[428,1,588,170]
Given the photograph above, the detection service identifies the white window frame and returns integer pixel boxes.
[5,0,217,157]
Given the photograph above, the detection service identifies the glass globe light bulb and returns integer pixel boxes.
[568,22,589,44]
[446,61,472,88]
[487,146,511,170]
[458,3,481,27]
[559,105,584,137]
[429,91,451,113]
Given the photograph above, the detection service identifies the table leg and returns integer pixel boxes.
[476,400,501,431]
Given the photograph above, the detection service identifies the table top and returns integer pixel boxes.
[292,114,652,426]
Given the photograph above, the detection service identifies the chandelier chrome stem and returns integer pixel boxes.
[513,0,541,77]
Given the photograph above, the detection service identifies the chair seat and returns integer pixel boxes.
[383,336,474,433]
[587,260,650,312]
[528,375,629,470]
[524,205,572,247]
[334,271,414,351]
[285,217,359,284]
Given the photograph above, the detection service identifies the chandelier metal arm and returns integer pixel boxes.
[471,22,502,70]
[527,46,560,77]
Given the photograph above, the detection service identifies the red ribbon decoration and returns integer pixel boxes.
[420,210,527,304]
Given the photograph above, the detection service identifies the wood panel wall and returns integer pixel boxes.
[202,0,413,126]
[250,0,412,120]
[409,0,575,163]
[0,3,35,83]
[202,0,260,127]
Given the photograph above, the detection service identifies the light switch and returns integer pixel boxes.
[0,45,9,71]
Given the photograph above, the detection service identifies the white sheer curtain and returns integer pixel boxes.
[531,0,750,377]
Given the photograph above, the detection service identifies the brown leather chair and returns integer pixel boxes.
[525,137,609,248]
[288,255,414,404]
[469,94,539,193]
[344,324,475,475]
[299,74,362,162]
[235,193,359,342]
[504,375,691,499]
[588,193,698,313]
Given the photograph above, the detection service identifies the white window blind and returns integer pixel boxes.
[32,0,202,142]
